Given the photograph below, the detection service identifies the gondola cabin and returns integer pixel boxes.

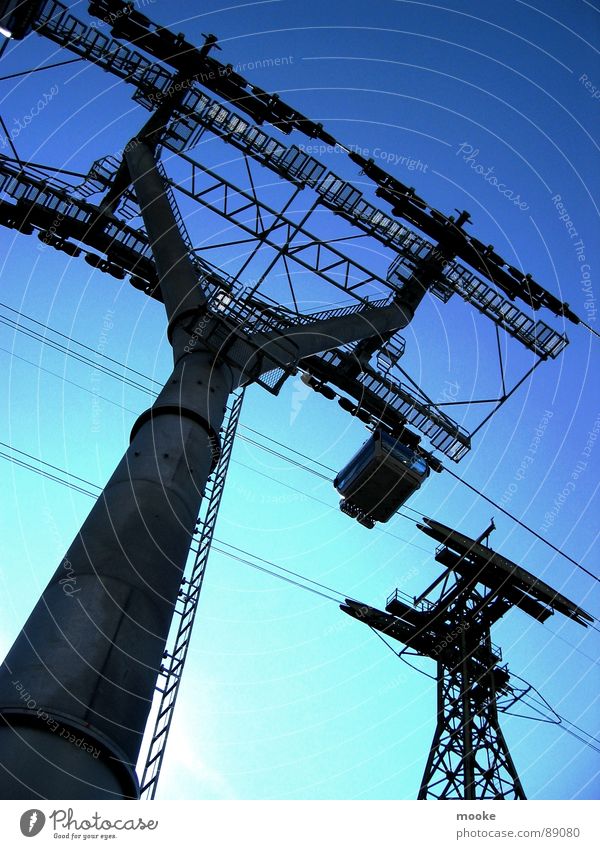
[334,430,429,528]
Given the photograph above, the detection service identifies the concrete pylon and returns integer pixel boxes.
[0,141,428,798]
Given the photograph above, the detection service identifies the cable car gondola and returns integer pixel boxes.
[334,429,429,528]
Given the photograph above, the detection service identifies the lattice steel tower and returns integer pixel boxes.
[342,518,592,800]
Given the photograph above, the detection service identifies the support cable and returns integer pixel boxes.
[212,545,343,605]
[368,626,437,681]
[0,114,23,168]
[1,438,598,759]
[579,319,600,341]
[0,303,163,388]
[406,474,600,585]
[0,448,98,498]
[2,303,598,584]
[0,56,84,83]
[0,440,101,492]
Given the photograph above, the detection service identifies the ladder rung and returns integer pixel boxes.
[144,749,163,769]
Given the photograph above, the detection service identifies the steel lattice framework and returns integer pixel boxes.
[342,519,592,799]
[421,651,525,799]
[21,0,578,320]
[416,590,526,800]
[0,0,592,800]
[0,0,576,463]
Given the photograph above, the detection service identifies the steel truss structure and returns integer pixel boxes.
[421,638,525,800]
[342,519,592,799]
[0,0,577,461]
[21,0,578,320]
[415,588,526,800]
[0,110,568,457]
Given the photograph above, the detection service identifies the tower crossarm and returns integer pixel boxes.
[340,598,474,664]
[302,350,470,460]
[0,155,470,455]
[14,0,575,340]
[168,152,567,359]
[0,155,156,279]
[340,599,430,654]
[420,518,594,627]
[70,0,582,324]
[433,546,553,623]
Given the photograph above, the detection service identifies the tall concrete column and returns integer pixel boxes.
[0,137,430,799]
[0,140,232,799]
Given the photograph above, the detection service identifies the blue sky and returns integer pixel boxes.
[0,0,599,799]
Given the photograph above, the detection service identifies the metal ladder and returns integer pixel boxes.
[155,160,195,256]
[139,389,244,799]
